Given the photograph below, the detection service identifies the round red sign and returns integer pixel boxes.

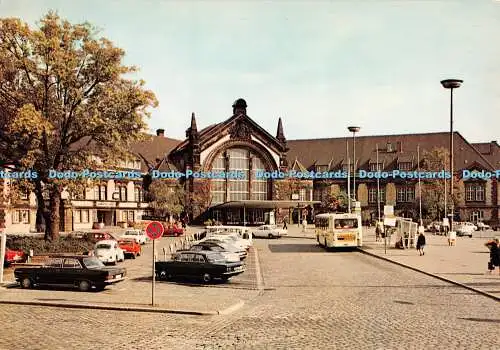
[146,221,164,240]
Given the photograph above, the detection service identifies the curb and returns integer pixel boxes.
[358,248,500,302]
[285,236,315,240]
[0,299,219,315]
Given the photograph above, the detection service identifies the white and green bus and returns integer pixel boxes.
[315,213,363,248]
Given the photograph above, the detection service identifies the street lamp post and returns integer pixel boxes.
[440,79,463,234]
[348,126,360,208]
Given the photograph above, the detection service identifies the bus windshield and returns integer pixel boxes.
[334,219,358,229]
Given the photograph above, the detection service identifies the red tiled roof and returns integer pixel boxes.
[287,132,495,172]
[472,142,500,168]
[130,134,182,172]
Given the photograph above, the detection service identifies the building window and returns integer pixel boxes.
[316,165,328,172]
[122,210,135,222]
[470,210,484,222]
[12,210,29,224]
[398,162,413,171]
[210,148,270,204]
[369,163,383,172]
[342,163,354,173]
[313,188,321,201]
[465,183,485,202]
[74,209,90,224]
[134,187,143,202]
[386,142,394,152]
[20,191,29,200]
[368,188,386,203]
[299,188,306,201]
[94,185,107,200]
[118,186,127,201]
[397,186,415,203]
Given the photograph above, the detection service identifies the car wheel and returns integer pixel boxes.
[202,273,212,283]
[131,253,136,259]
[21,277,32,289]
[268,233,273,239]
[78,280,91,292]
[137,250,141,256]
[159,270,171,281]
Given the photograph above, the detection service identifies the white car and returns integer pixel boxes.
[121,229,148,245]
[476,222,490,230]
[202,234,249,251]
[454,224,474,238]
[252,225,287,239]
[94,240,125,264]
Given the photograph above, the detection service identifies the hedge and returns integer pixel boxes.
[6,236,95,255]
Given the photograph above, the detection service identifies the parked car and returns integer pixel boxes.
[454,223,474,238]
[190,242,244,261]
[163,224,184,237]
[84,232,117,243]
[14,255,126,292]
[476,222,490,231]
[117,239,142,259]
[203,234,251,251]
[94,240,125,264]
[121,229,148,244]
[155,251,245,283]
[252,225,287,238]
[4,248,27,267]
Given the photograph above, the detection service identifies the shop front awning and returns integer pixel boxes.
[210,200,321,209]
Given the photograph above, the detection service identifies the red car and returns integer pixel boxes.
[85,232,117,243]
[4,248,27,267]
[118,239,142,259]
[163,224,184,237]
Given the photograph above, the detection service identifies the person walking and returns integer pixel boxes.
[487,239,500,275]
[416,232,426,256]
[283,219,287,230]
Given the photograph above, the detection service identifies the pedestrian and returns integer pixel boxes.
[283,219,287,230]
[416,232,426,255]
[375,224,381,242]
[487,239,500,275]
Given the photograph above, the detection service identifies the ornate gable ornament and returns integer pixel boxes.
[229,121,251,140]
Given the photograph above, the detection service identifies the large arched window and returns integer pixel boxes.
[210,147,270,204]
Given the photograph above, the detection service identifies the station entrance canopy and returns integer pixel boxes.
[211,200,321,209]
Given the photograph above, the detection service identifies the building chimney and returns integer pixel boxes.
[156,129,165,137]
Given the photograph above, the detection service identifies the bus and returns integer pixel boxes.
[315,213,363,248]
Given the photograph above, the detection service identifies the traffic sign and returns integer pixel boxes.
[146,221,164,240]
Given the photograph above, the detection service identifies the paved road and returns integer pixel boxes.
[1,238,499,349]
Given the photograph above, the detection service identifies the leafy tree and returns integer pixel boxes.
[148,180,185,218]
[419,147,460,220]
[319,190,348,213]
[0,12,157,240]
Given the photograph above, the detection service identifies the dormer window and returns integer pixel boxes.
[342,163,354,173]
[316,165,328,172]
[369,162,383,172]
[386,142,394,152]
[398,162,413,171]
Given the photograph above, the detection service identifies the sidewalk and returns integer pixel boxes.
[361,228,500,300]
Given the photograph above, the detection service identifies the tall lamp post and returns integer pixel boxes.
[348,126,361,208]
[440,79,463,234]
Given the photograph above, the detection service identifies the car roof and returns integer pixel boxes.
[175,250,219,256]
[95,240,116,244]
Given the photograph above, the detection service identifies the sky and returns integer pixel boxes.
[1,0,499,143]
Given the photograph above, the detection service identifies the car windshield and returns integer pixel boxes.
[334,219,358,229]
[206,253,226,263]
[124,231,137,235]
[83,257,106,268]
[95,244,111,249]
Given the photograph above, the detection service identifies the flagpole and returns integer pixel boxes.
[376,144,381,223]
[418,145,422,226]
[347,138,351,213]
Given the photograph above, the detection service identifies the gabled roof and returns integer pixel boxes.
[472,141,500,168]
[287,132,495,172]
[170,113,286,154]
[130,134,182,172]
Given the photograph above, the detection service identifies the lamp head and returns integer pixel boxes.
[348,126,360,133]
[440,79,463,89]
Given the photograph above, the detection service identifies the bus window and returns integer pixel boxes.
[334,219,358,229]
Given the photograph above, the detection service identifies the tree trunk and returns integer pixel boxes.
[48,187,61,241]
[34,180,48,234]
